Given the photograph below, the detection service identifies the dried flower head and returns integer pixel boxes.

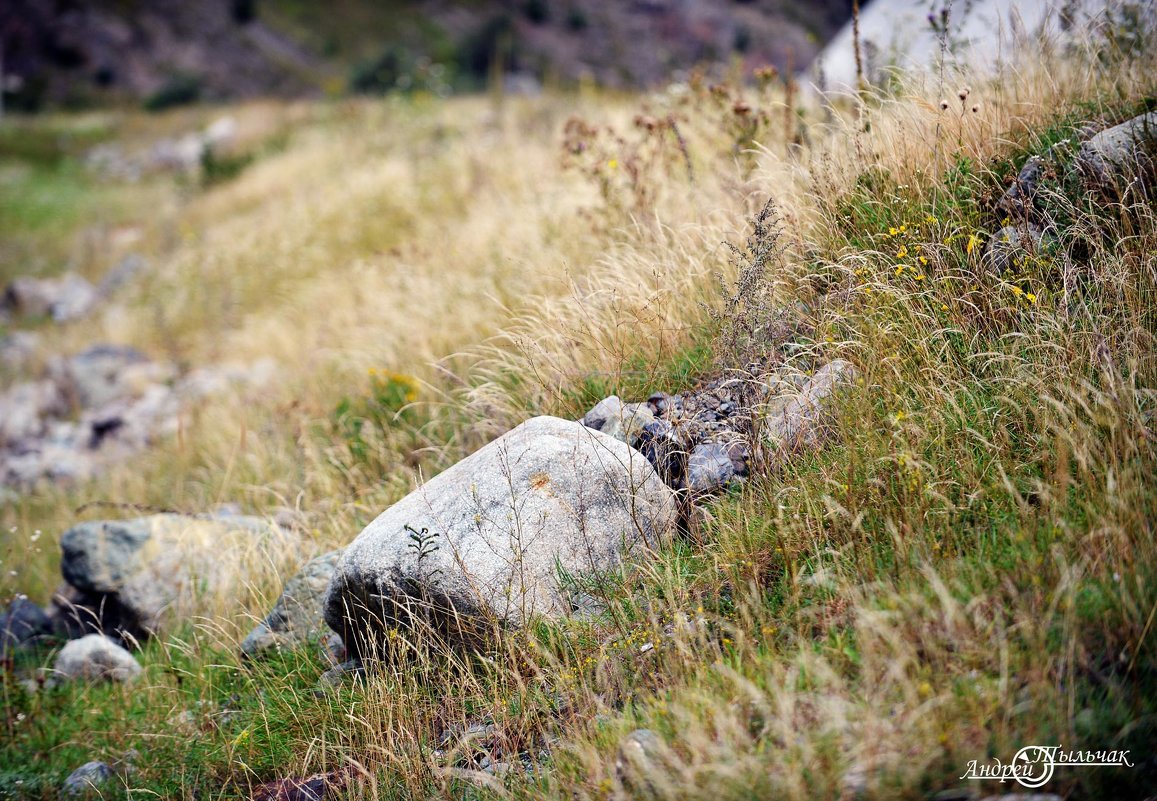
[939,99,950,111]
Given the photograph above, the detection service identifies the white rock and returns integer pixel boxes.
[53,634,142,682]
[325,416,676,654]
[763,360,856,460]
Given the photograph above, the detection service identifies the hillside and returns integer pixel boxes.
[0,5,1156,801]
[0,0,852,110]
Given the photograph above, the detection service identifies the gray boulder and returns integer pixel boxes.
[1078,111,1157,184]
[325,416,676,655]
[57,514,290,640]
[1,273,97,322]
[686,442,737,494]
[62,761,114,796]
[53,634,141,682]
[242,550,344,658]
[52,344,172,410]
[763,360,856,462]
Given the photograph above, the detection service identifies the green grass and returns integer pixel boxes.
[0,118,166,284]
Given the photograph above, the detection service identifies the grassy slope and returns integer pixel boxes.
[1,27,1155,801]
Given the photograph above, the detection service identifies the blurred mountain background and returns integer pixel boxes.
[0,0,854,111]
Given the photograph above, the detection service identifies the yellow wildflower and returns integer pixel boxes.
[966,234,980,254]
[1026,292,1037,303]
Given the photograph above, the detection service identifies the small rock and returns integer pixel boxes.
[167,709,199,733]
[62,761,113,796]
[686,442,736,494]
[763,360,856,461]
[324,632,347,665]
[646,392,675,417]
[581,395,625,431]
[58,514,291,640]
[251,769,346,801]
[0,441,94,487]
[174,358,278,402]
[725,439,749,476]
[600,403,656,448]
[687,504,716,538]
[241,550,344,658]
[317,659,365,689]
[996,154,1048,222]
[636,419,685,488]
[203,116,238,147]
[53,344,174,410]
[840,760,868,797]
[53,634,142,683]
[0,380,66,447]
[98,254,147,296]
[615,729,676,796]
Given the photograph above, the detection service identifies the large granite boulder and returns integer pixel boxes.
[241,549,343,658]
[325,416,676,656]
[55,514,291,641]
